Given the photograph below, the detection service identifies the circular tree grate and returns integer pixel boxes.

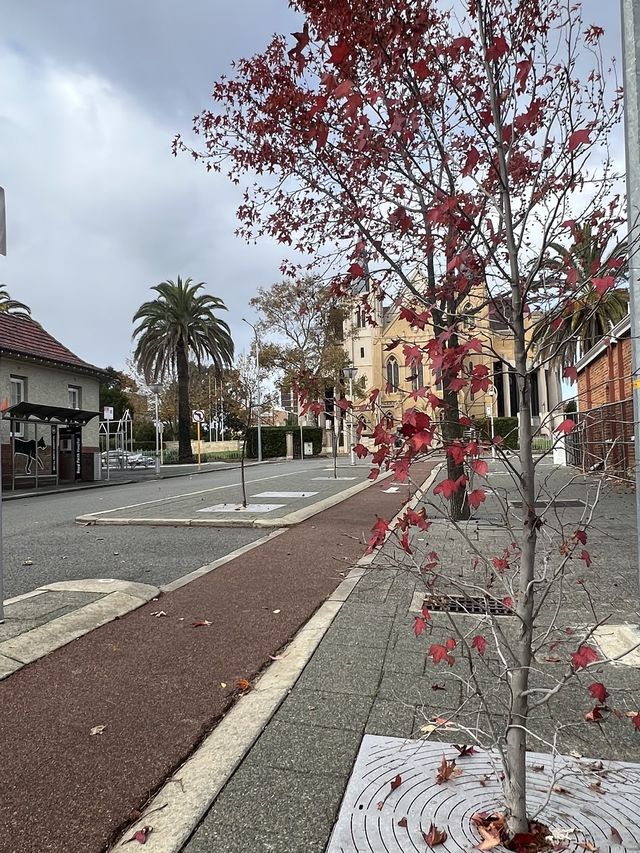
[326,736,640,852]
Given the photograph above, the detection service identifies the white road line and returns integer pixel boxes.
[80,466,325,518]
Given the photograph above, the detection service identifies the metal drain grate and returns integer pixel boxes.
[509,499,585,509]
[327,736,640,852]
[421,594,512,617]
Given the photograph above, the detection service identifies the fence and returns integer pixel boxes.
[565,398,635,479]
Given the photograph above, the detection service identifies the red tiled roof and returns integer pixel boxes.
[0,313,103,374]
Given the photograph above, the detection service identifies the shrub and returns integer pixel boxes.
[473,416,519,450]
[245,426,323,459]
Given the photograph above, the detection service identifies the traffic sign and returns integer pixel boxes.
[103,406,114,420]
[192,409,205,423]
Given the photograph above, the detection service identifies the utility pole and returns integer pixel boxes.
[621,0,640,587]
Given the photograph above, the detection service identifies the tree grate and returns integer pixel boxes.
[421,595,512,617]
[509,499,585,509]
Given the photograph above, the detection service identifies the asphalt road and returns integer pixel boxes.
[2,458,370,598]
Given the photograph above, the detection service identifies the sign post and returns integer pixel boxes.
[192,410,205,470]
[104,406,113,481]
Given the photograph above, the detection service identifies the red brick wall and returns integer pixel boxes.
[577,335,632,410]
[574,397,635,477]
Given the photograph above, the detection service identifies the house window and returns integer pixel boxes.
[386,357,399,391]
[68,385,82,410]
[355,306,366,328]
[9,376,26,437]
[360,346,365,359]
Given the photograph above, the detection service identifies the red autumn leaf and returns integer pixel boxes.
[348,262,364,278]
[468,489,487,510]
[571,645,599,670]
[629,712,640,731]
[471,635,488,656]
[454,744,478,757]
[412,59,429,80]
[563,366,578,384]
[585,706,604,722]
[330,41,350,64]
[414,615,428,637]
[610,827,623,844]
[424,822,448,846]
[126,826,152,845]
[368,467,380,481]
[486,34,509,61]
[192,619,213,627]
[502,597,514,610]
[236,678,251,692]
[445,637,457,650]
[568,128,591,151]
[429,643,455,666]
[366,516,389,553]
[574,529,587,545]
[580,549,592,567]
[472,458,489,477]
[592,276,615,295]
[462,146,480,177]
[476,825,502,850]
[434,478,462,500]
[333,79,354,99]
[515,57,533,91]
[556,419,576,434]
[398,816,408,828]
[588,682,609,703]
[354,443,369,458]
[390,773,402,791]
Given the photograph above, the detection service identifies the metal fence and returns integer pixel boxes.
[565,398,635,479]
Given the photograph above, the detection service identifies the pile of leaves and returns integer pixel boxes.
[472,812,551,853]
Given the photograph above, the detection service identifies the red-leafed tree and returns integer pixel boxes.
[176,0,626,838]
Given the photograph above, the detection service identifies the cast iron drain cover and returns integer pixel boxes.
[509,500,585,509]
[326,736,640,852]
[419,594,512,617]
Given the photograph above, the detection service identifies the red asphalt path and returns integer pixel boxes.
[0,465,433,853]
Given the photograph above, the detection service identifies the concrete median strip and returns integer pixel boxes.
[0,580,159,680]
[107,464,441,853]
[75,469,395,528]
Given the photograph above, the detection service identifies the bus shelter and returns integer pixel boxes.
[2,402,99,491]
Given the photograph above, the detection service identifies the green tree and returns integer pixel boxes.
[249,277,347,412]
[533,224,628,366]
[0,284,31,318]
[132,277,234,462]
[99,367,134,421]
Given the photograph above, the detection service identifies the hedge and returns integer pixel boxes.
[245,426,323,459]
[472,416,519,450]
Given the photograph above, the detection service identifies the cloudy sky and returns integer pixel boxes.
[0,1,623,373]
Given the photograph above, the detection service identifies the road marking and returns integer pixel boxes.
[78,467,322,519]
[196,503,285,513]
[383,486,400,493]
[252,491,318,498]
[312,476,357,481]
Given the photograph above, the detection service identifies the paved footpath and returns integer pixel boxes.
[0,463,433,853]
[182,460,640,853]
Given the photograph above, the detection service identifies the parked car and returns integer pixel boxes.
[101,450,155,469]
[127,453,155,468]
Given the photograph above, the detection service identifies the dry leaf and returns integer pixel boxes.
[610,827,623,844]
[589,781,605,795]
[423,822,448,846]
[478,774,491,787]
[236,679,251,692]
[398,817,408,828]
[436,754,461,784]
[454,744,477,757]
[269,653,289,661]
[578,843,598,852]
[531,764,545,772]
[476,826,501,851]
[89,725,107,736]
[552,784,571,796]
[151,610,168,618]
[125,826,152,845]
[390,774,402,791]
[192,619,212,627]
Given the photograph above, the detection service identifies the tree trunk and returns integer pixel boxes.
[441,382,470,521]
[176,341,194,463]
[504,313,536,837]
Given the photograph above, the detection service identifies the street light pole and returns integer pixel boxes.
[149,383,162,475]
[344,366,358,466]
[242,318,263,463]
[621,0,640,588]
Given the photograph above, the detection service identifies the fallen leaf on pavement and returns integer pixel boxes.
[192,619,212,627]
[453,744,477,757]
[436,755,461,784]
[476,826,501,850]
[423,822,447,846]
[431,684,446,691]
[610,827,623,844]
[269,653,289,661]
[236,679,251,692]
[151,611,168,618]
[531,764,545,772]
[390,774,402,791]
[125,826,152,844]
[552,784,571,796]
[89,725,107,736]
[219,682,227,689]
[22,560,33,566]
[578,843,598,852]
[398,817,408,828]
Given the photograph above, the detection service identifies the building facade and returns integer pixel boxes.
[0,314,103,489]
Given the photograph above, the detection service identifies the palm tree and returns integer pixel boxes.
[133,277,234,462]
[0,284,31,318]
[532,224,628,366]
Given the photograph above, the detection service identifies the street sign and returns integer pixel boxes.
[192,409,205,423]
[103,406,114,420]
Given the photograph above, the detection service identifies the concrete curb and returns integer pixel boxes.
[75,469,395,528]
[107,464,442,853]
[0,580,160,681]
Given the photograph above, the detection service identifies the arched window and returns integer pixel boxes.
[410,362,424,392]
[355,306,366,328]
[386,356,399,391]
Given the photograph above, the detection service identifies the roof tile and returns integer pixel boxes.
[0,313,102,373]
